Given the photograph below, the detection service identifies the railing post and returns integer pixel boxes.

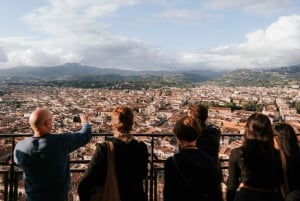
[149,134,154,201]
[154,168,158,201]
[3,172,9,201]
[8,136,16,201]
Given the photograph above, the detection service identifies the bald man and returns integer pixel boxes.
[13,108,92,201]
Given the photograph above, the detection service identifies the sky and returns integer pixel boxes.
[0,0,300,71]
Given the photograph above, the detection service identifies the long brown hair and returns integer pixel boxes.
[244,113,274,144]
[273,123,300,157]
[241,113,277,176]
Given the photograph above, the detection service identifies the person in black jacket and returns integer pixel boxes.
[187,104,221,163]
[77,105,149,201]
[164,116,223,201]
[188,104,223,198]
[226,113,283,201]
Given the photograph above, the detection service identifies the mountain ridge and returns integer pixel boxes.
[0,62,225,76]
[1,63,300,88]
[210,64,300,87]
[0,62,223,82]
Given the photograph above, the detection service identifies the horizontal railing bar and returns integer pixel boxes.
[1,132,298,201]
[0,133,247,137]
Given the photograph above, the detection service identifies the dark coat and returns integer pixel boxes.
[164,148,223,201]
[77,137,149,201]
[226,141,284,201]
[285,152,300,191]
[196,123,221,163]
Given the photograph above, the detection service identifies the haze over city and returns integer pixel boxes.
[0,0,300,71]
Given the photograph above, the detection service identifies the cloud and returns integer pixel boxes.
[0,0,299,71]
[207,0,294,15]
[0,47,8,62]
[0,29,174,70]
[0,0,190,70]
[178,15,300,69]
[206,0,295,15]
[22,0,141,36]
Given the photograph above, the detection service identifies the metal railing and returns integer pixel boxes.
[0,133,241,201]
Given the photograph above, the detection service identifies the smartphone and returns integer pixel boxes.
[73,116,81,123]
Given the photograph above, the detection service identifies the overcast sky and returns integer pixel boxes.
[0,0,299,71]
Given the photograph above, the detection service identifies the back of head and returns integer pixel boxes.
[112,106,134,134]
[173,116,202,142]
[29,108,53,136]
[242,113,277,177]
[273,123,299,157]
[188,104,208,123]
[244,113,274,144]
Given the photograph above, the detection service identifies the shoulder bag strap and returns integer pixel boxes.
[280,149,290,191]
[106,141,114,163]
[106,141,117,177]
[104,141,121,201]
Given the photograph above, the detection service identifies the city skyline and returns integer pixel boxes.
[0,0,300,71]
[1,84,300,200]
[1,84,300,134]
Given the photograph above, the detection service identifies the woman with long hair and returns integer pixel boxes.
[273,123,300,200]
[226,113,283,201]
[77,105,149,201]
